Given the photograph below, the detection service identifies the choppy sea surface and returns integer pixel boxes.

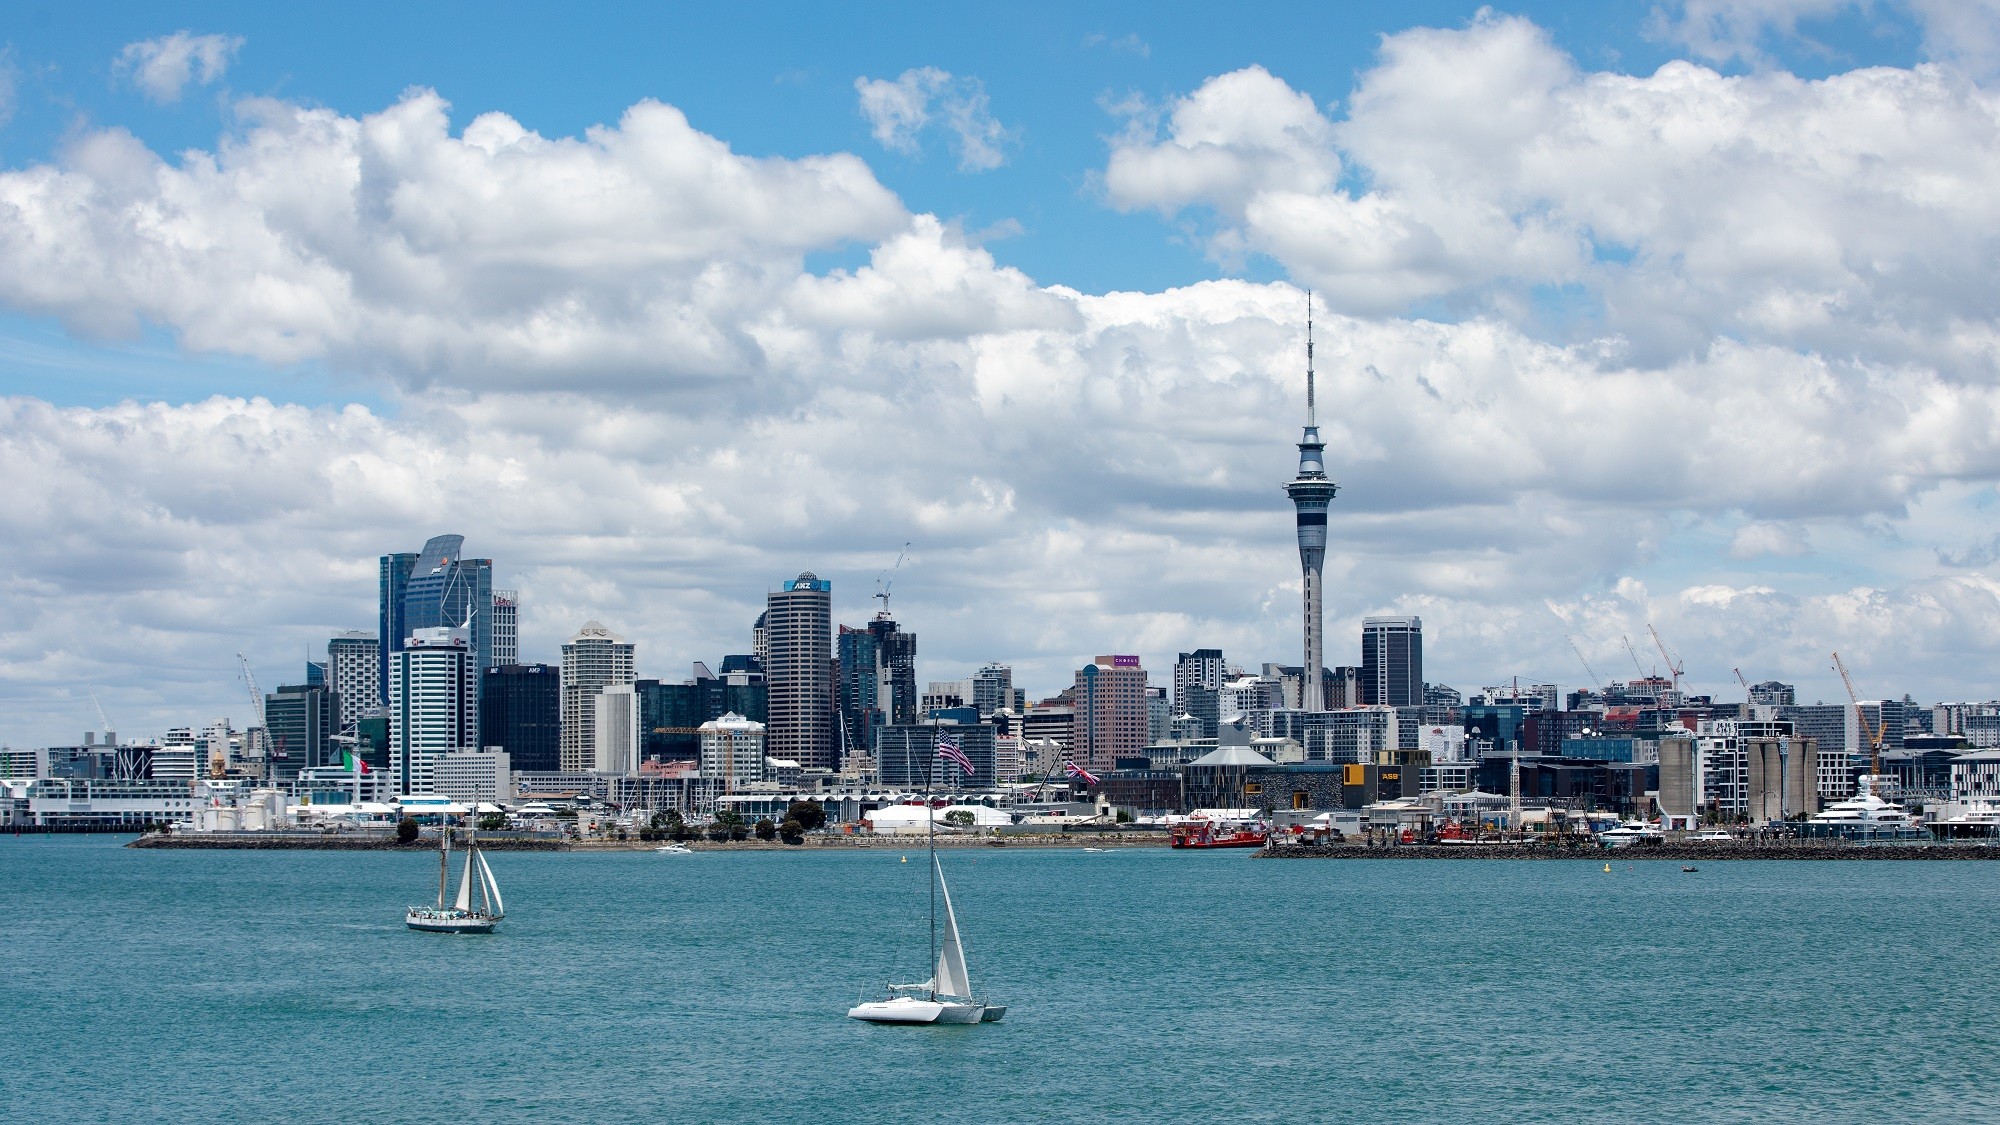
[4,835,1997,1122]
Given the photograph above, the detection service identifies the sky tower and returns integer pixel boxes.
[1284,293,1339,712]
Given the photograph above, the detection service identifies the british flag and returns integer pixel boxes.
[1064,760,1100,786]
[936,735,975,776]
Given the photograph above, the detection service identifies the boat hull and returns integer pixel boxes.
[847,997,986,1024]
[405,910,500,934]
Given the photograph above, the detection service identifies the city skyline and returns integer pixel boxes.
[9,3,2000,744]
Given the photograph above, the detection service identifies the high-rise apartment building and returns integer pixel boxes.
[699,712,767,787]
[1174,649,1226,738]
[1145,685,1171,742]
[766,573,835,771]
[1361,616,1424,708]
[1073,655,1148,774]
[560,620,636,773]
[481,663,560,772]
[492,590,519,666]
[327,631,379,734]
[971,663,1013,719]
[377,550,418,705]
[388,626,478,795]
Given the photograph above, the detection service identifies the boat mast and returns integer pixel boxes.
[437,821,449,910]
[926,717,938,1002]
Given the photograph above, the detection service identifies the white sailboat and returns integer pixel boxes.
[848,729,1005,1025]
[406,825,504,934]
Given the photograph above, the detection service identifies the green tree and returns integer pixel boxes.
[784,799,828,831]
[943,809,975,828]
[477,813,506,831]
[780,818,805,844]
[396,817,419,845]
[754,818,777,841]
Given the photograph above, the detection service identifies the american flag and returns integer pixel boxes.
[936,735,975,775]
[1064,760,1100,785]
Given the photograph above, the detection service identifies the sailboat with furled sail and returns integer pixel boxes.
[407,824,504,934]
[848,730,1005,1024]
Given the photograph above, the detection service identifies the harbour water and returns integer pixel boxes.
[5,835,1998,1122]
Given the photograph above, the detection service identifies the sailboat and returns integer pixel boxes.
[847,729,1005,1025]
[406,823,504,934]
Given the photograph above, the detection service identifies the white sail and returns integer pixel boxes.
[454,846,475,911]
[932,858,972,1000]
[475,849,503,916]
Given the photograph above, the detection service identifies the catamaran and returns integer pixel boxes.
[406,825,504,934]
[848,730,1005,1025]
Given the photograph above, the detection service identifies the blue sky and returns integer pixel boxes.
[2,1,1997,743]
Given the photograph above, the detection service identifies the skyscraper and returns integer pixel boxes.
[380,534,499,721]
[1361,616,1424,708]
[327,631,379,735]
[767,573,836,770]
[560,620,636,773]
[1283,298,1339,712]
[388,626,478,795]
[377,551,418,705]
[492,589,519,666]
[1073,655,1148,774]
[1174,649,1226,738]
[839,614,918,758]
[971,663,1012,719]
[264,683,334,782]
[481,663,560,772]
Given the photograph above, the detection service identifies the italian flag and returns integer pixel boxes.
[343,749,371,775]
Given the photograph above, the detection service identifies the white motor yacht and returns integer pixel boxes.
[1597,820,1664,847]
[1808,777,1918,837]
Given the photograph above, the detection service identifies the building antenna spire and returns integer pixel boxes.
[1305,289,1316,428]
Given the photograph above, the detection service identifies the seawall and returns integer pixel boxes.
[127,831,1171,852]
[1258,842,2000,861]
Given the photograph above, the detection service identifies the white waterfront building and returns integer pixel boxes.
[699,712,767,788]
[435,748,513,804]
[388,626,478,796]
[561,620,636,773]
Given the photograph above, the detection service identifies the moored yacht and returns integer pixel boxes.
[1807,777,1919,838]
[1597,820,1664,847]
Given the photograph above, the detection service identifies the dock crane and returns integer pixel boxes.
[1647,624,1686,696]
[1831,651,1885,778]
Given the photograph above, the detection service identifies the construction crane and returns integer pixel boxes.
[874,541,911,617]
[1621,634,1650,679]
[1566,635,1604,690]
[1734,667,1752,701]
[236,653,266,728]
[1831,651,1885,777]
[1647,624,1686,695]
[86,685,115,741]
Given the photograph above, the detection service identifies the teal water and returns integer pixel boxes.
[3,836,1997,1122]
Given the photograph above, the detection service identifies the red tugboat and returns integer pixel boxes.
[1169,817,1269,849]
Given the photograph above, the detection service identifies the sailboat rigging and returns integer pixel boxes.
[847,723,1006,1025]
[407,821,505,934]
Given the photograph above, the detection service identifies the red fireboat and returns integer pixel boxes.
[1169,819,1269,849]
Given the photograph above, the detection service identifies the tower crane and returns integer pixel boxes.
[236,653,266,728]
[1621,634,1650,679]
[1565,635,1604,690]
[87,685,115,741]
[1647,624,1686,695]
[874,541,911,617]
[1734,667,1752,702]
[1831,651,1885,778]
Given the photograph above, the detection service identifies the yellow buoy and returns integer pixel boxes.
[901,855,907,863]
[1603,863,1611,873]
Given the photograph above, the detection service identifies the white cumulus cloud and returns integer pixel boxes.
[854,67,1016,172]
[114,31,244,104]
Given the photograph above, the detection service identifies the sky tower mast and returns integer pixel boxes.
[1284,291,1339,712]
